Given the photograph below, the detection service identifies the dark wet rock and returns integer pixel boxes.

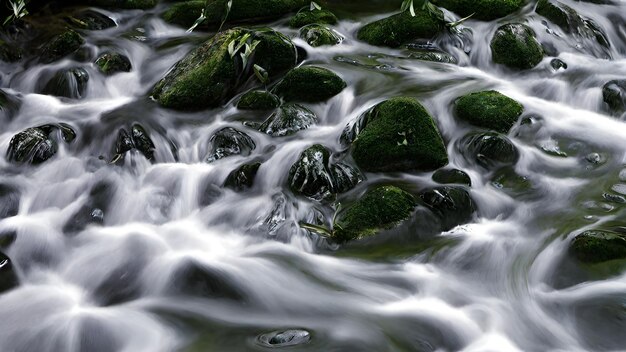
[199,183,223,206]
[191,0,308,28]
[112,124,155,162]
[404,49,457,64]
[570,230,626,263]
[273,66,345,103]
[152,28,297,111]
[162,1,205,27]
[491,166,534,197]
[0,251,18,294]
[237,90,280,110]
[490,23,544,70]
[206,127,255,162]
[0,40,21,62]
[418,186,475,231]
[0,184,20,219]
[332,185,417,242]
[7,127,57,164]
[0,90,21,120]
[299,24,342,47]
[95,52,132,75]
[459,131,519,170]
[289,7,338,28]
[288,144,362,200]
[87,0,156,9]
[257,329,311,347]
[433,0,524,21]
[64,181,115,234]
[66,9,116,30]
[258,103,317,137]
[169,259,245,300]
[224,162,261,191]
[550,58,568,70]
[41,67,89,99]
[432,168,472,186]
[0,231,16,249]
[40,30,85,64]
[346,97,448,172]
[602,80,626,114]
[357,8,444,47]
[455,90,524,133]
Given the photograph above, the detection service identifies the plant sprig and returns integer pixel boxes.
[3,0,28,26]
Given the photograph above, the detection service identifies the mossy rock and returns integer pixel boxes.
[224,162,261,191]
[602,80,626,114]
[455,90,524,133]
[332,185,417,242]
[199,0,309,27]
[490,23,544,70]
[289,8,338,28]
[162,1,205,27]
[40,30,85,64]
[95,52,132,75]
[418,186,475,231]
[66,9,116,30]
[152,28,296,111]
[459,131,519,170]
[432,168,472,186]
[348,97,448,172]
[357,9,444,48]
[288,144,362,200]
[237,90,280,110]
[87,0,156,9]
[258,103,317,137]
[273,66,346,103]
[432,0,524,21]
[41,67,89,99]
[205,127,256,163]
[299,24,343,47]
[570,230,626,263]
[0,40,22,63]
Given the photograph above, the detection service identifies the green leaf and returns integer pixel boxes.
[253,64,269,84]
[186,8,206,33]
[446,13,475,28]
[310,1,321,11]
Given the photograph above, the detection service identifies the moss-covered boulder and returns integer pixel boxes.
[40,30,85,64]
[0,40,21,63]
[602,80,626,114]
[7,124,76,165]
[258,103,317,137]
[459,131,519,170]
[570,230,626,263]
[299,24,343,47]
[357,9,444,48]
[490,23,544,70]
[224,162,261,191]
[0,251,18,293]
[162,1,205,27]
[288,144,362,200]
[152,28,297,111]
[418,186,475,231]
[95,52,132,75]
[206,127,255,162]
[40,67,89,99]
[273,66,346,103]
[66,9,116,30]
[289,8,338,28]
[237,90,280,110]
[432,168,472,186]
[346,97,448,172]
[87,0,156,9]
[332,185,417,242]
[195,0,308,27]
[455,90,524,133]
[432,0,524,21]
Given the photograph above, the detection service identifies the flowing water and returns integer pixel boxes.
[1,1,626,351]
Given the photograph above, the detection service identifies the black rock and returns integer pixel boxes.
[169,259,245,301]
[7,127,57,164]
[41,67,89,99]
[258,104,317,137]
[0,251,18,293]
[459,132,519,170]
[206,127,255,163]
[602,80,626,114]
[432,168,472,186]
[224,162,261,191]
[418,186,475,231]
[112,124,155,162]
[95,52,132,75]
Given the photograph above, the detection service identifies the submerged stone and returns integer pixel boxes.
[95,52,132,75]
[490,23,544,70]
[257,329,311,347]
[433,0,524,21]
[67,9,116,30]
[169,259,245,300]
[289,8,338,28]
[348,97,448,172]
[41,67,89,99]
[332,185,417,242]
[237,90,280,110]
[570,230,626,263]
[206,127,255,162]
[288,144,362,200]
[273,66,346,103]
[455,90,524,133]
[460,131,519,170]
[224,162,261,191]
[432,168,472,186]
[602,80,626,114]
[405,49,457,64]
[299,24,343,47]
[418,186,475,231]
[0,251,18,294]
[258,103,316,137]
[357,9,444,47]
[40,30,85,64]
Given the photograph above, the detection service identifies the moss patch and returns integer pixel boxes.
[289,8,338,28]
[162,1,205,28]
[273,66,346,103]
[237,90,280,110]
[299,24,343,47]
[455,90,524,133]
[40,30,85,64]
[570,230,626,263]
[357,9,444,47]
[432,0,524,21]
[490,23,544,70]
[200,0,308,26]
[95,52,132,75]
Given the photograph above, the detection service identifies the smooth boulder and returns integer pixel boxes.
[459,131,519,170]
[490,23,544,70]
[455,90,524,133]
[570,230,626,263]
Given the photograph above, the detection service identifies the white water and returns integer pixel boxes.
[1,1,626,351]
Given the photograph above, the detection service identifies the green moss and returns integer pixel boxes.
[40,30,85,64]
[333,185,417,242]
[289,8,338,28]
[201,0,308,26]
[356,9,444,48]
[88,0,156,9]
[570,230,626,263]
[152,28,296,111]
[273,66,346,103]
[490,23,544,70]
[0,40,21,63]
[455,90,524,133]
[95,52,132,75]
[299,24,343,47]
[351,97,448,172]
[237,90,280,110]
[162,1,205,28]
[432,0,524,21]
